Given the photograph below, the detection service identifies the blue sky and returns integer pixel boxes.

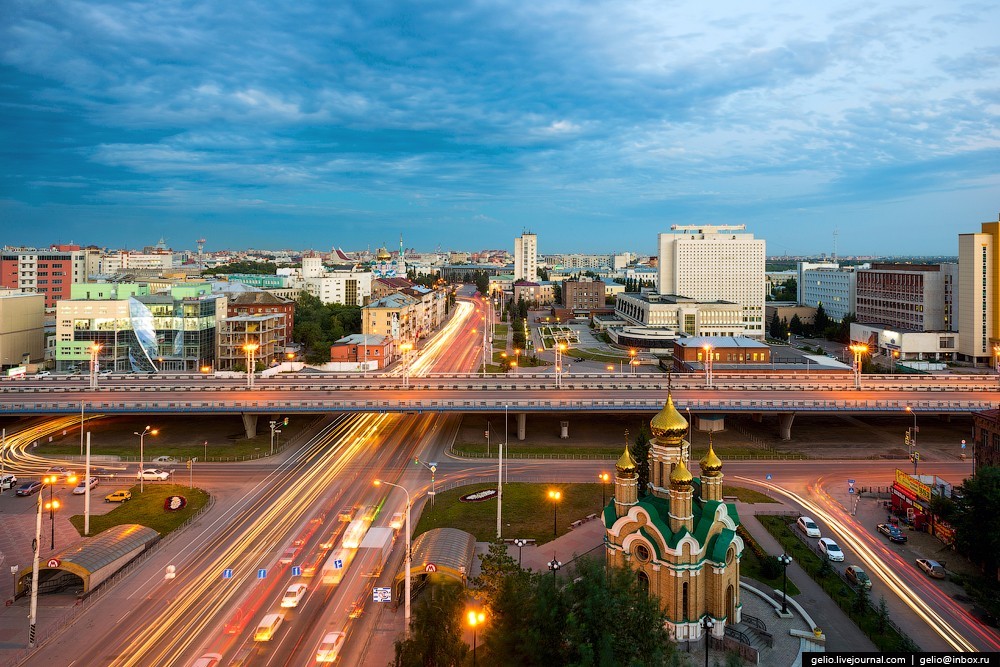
[1,1,997,256]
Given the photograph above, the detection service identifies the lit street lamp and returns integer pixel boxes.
[43,475,60,550]
[702,344,713,388]
[88,343,102,390]
[135,425,158,493]
[701,616,715,667]
[467,609,486,667]
[374,479,411,634]
[905,405,918,454]
[547,555,562,581]
[243,342,259,389]
[400,342,413,388]
[598,472,610,508]
[547,489,561,536]
[629,348,637,376]
[555,343,566,388]
[778,553,793,615]
[513,538,528,568]
[849,343,868,390]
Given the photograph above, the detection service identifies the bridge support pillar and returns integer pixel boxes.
[777,412,795,441]
[751,413,763,423]
[242,413,259,439]
[517,413,526,441]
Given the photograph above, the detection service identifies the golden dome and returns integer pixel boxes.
[616,445,637,473]
[669,459,693,488]
[376,247,392,261]
[650,394,688,439]
[700,439,723,476]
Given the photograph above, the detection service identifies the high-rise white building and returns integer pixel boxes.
[514,232,538,282]
[958,217,1000,365]
[657,225,765,338]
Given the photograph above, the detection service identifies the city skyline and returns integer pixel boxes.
[2,1,998,255]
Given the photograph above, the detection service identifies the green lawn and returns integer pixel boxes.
[69,483,210,536]
[414,482,606,542]
[721,485,777,503]
[493,324,508,339]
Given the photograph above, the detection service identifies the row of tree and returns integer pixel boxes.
[615,277,656,293]
[767,305,855,343]
[291,293,362,363]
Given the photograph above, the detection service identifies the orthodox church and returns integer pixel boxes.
[604,393,743,643]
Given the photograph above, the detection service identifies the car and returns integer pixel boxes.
[136,468,170,481]
[151,456,176,464]
[845,565,872,590]
[818,538,845,562]
[915,558,946,579]
[105,489,132,503]
[796,516,821,538]
[0,473,17,490]
[315,631,346,663]
[278,546,300,565]
[72,476,100,494]
[99,370,113,376]
[280,583,308,608]
[876,523,908,543]
[189,653,223,667]
[36,371,51,377]
[44,466,71,479]
[16,481,42,496]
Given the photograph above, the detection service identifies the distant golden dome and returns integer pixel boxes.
[669,459,693,488]
[650,394,688,439]
[376,247,392,261]
[616,445,637,473]
[700,439,723,476]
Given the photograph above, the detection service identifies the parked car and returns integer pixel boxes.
[796,516,821,538]
[0,473,17,490]
[877,523,908,543]
[845,565,872,590]
[72,477,100,494]
[16,481,42,496]
[136,468,170,481]
[105,489,132,503]
[915,558,946,579]
[818,538,845,561]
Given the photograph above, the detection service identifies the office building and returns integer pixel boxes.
[562,277,605,310]
[796,262,860,322]
[0,245,92,309]
[855,264,958,332]
[514,232,538,282]
[958,218,1000,365]
[657,225,765,338]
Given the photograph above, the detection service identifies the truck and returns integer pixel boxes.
[358,527,395,578]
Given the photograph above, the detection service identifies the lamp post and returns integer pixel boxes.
[513,538,528,568]
[43,475,59,550]
[414,457,437,506]
[702,344,713,388]
[849,343,867,390]
[892,349,900,373]
[134,425,158,493]
[555,343,566,388]
[778,553,793,614]
[269,419,283,456]
[905,406,918,455]
[88,343,102,390]
[629,348,637,376]
[514,348,521,373]
[701,616,715,667]
[468,610,485,667]
[400,342,413,388]
[548,555,562,581]
[598,473,610,508]
[28,480,44,647]
[547,489,561,536]
[374,479,411,633]
[243,342,259,390]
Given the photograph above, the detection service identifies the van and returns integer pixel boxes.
[190,654,223,667]
[315,631,346,662]
[281,583,308,608]
[254,613,284,642]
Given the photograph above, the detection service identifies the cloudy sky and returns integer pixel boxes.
[1,1,997,256]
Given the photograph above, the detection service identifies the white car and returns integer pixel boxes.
[136,468,170,481]
[36,371,51,377]
[72,477,99,494]
[796,516,821,538]
[315,631,346,662]
[819,538,845,562]
[280,583,308,608]
[0,473,17,490]
[151,456,176,464]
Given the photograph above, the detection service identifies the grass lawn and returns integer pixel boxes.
[740,546,801,596]
[721,485,777,503]
[414,482,606,542]
[69,483,210,537]
[493,324,508,339]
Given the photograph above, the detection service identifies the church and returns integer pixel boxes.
[604,393,743,643]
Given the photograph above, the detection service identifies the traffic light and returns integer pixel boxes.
[904,431,911,447]
[283,417,289,426]
[914,451,920,462]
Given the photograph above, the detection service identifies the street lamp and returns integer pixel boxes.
[134,425,158,493]
[547,489,561,536]
[269,418,286,455]
[43,475,59,550]
[467,609,486,667]
[849,343,867,390]
[400,342,413,388]
[243,342,259,390]
[547,555,562,581]
[629,349,637,376]
[778,553,793,614]
[702,344,713,388]
[414,457,438,506]
[905,405,918,455]
[374,479,411,633]
[701,616,715,667]
[89,343,102,390]
[514,348,521,373]
[513,538,528,568]
[598,472,610,508]
[555,343,566,388]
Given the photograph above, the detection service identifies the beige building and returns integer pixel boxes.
[958,218,999,364]
[605,395,742,642]
[362,293,420,343]
[217,314,286,370]
[0,291,45,368]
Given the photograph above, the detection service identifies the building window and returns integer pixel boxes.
[634,543,650,562]
[682,581,689,619]
[637,570,649,596]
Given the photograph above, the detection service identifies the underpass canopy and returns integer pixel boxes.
[394,527,476,599]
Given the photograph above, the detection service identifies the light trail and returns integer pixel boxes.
[735,475,979,652]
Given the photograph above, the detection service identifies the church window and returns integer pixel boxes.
[637,571,649,596]
[682,582,689,619]
[634,544,650,562]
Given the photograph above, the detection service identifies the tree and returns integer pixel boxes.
[471,538,521,611]
[768,312,783,339]
[813,303,831,336]
[952,466,1000,579]
[876,596,890,633]
[393,582,469,667]
[631,425,652,496]
[835,313,856,344]
[474,271,490,295]
[789,314,803,336]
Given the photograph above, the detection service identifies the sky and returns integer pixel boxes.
[1,1,998,257]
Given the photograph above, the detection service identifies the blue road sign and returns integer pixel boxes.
[291,566,302,577]
[961,440,967,449]
[373,587,391,602]
[848,479,855,486]
[257,568,267,579]
[848,487,855,494]
[765,474,772,480]
[334,559,344,570]
[222,568,233,579]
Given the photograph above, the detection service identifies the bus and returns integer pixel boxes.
[320,547,356,585]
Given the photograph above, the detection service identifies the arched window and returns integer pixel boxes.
[637,571,649,596]
[682,582,689,619]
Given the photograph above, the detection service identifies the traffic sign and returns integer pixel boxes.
[291,566,302,577]
[333,559,344,570]
[373,587,391,602]
[765,474,772,481]
[848,488,855,494]
[425,562,437,573]
[961,440,967,449]
[222,568,233,579]
[47,558,60,568]
[257,568,267,579]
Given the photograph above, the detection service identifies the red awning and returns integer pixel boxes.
[891,483,927,507]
